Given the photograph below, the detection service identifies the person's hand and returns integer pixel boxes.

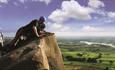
[39,34,46,38]
[40,30,45,34]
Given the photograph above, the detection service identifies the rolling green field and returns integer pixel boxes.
[57,37,115,70]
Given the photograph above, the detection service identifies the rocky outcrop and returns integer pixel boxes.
[0,34,64,70]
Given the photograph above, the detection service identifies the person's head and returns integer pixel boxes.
[39,16,45,23]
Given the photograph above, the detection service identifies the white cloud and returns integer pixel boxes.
[93,17,98,19]
[0,0,51,5]
[82,25,103,32]
[38,0,51,5]
[48,0,94,22]
[31,0,51,4]
[96,9,106,16]
[48,9,67,22]
[56,31,115,37]
[46,22,71,32]
[0,0,8,3]
[88,0,106,17]
[107,12,115,18]
[50,23,70,32]
[51,23,62,29]
[104,19,113,23]
[88,0,105,9]
[48,0,106,23]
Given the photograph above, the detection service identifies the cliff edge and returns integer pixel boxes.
[0,34,64,70]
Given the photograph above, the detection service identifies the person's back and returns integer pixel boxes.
[23,18,46,38]
[1,17,46,54]
[10,16,46,47]
[23,19,40,38]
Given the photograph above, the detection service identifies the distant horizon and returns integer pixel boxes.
[3,32,115,38]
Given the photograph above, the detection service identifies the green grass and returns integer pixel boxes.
[62,51,100,58]
[64,61,105,70]
[58,40,115,70]
[61,50,115,70]
[62,51,78,57]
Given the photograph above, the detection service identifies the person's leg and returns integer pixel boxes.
[0,43,2,54]
[10,27,24,47]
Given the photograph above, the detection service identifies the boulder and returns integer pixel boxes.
[0,34,64,70]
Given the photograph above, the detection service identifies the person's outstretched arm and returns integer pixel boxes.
[32,26,39,37]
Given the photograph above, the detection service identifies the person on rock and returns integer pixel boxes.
[10,16,46,48]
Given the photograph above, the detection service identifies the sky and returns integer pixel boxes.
[0,0,115,37]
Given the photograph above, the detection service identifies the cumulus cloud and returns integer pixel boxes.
[38,0,51,5]
[0,0,8,3]
[55,31,115,37]
[107,12,115,18]
[88,0,107,17]
[47,22,70,32]
[48,0,94,22]
[19,0,51,4]
[96,9,106,16]
[0,0,51,5]
[51,23,70,32]
[88,0,105,9]
[82,25,103,32]
[104,19,113,23]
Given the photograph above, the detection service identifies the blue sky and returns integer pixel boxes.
[0,0,115,37]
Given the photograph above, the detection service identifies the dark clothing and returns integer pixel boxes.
[24,19,38,33]
[10,19,45,48]
[25,19,45,31]
[23,19,45,37]
[0,19,46,55]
